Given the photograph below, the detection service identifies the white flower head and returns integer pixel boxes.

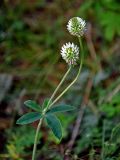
[61,42,79,66]
[67,17,86,37]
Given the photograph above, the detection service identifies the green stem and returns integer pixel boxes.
[49,37,84,108]
[32,67,71,160]
[46,67,71,109]
[32,119,43,160]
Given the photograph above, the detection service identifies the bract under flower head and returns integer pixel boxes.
[61,42,79,66]
[67,17,86,37]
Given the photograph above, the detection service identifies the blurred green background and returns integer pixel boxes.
[0,0,120,159]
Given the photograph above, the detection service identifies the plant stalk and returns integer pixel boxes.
[46,66,71,109]
[32,68,71,159]
[32,37,84,160]
[49,37,84,108]
[32,118,43,160]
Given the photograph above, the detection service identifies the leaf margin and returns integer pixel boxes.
[16,112,43,125]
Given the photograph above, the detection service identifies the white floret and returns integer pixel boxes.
[60,42,79,66]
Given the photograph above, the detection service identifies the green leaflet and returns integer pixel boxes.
[45,114,62,140]
[24,100,41,112]
[16,112,42,125]
[46,104,75,114]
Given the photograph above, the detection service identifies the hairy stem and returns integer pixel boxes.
[49,37,84,108]
[47,67,71,109]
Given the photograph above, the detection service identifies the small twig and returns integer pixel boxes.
[64,77,93,159]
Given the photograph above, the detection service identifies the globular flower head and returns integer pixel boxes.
[61,42,79,66]
[67,17,86,37]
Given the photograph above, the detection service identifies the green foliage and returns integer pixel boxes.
[45,114,62,140]
[102,123,120,158]
[16,112,43,125]
[100,93,120,118]
[111,123,120,144]
[104,142,116,157]
[98,11,120,41]
[6,126,41,158]
[96,0,120,41]
[100,103,117,118]
[17,100,75,140]
[77,0,120,41]
[24,100,41,112]
[46,104,75,114]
